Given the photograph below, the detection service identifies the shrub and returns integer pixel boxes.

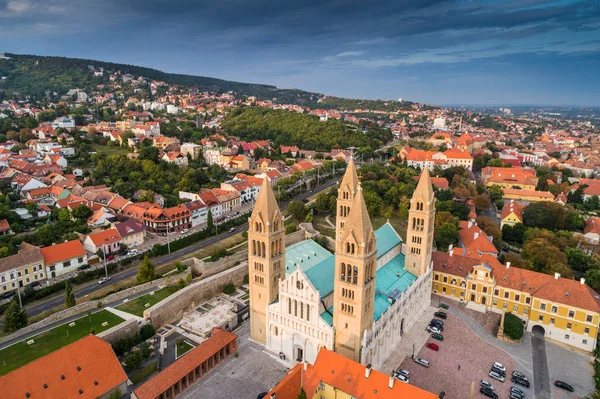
[139,342,152,359]
[140,324,156,341]
[223,283,236,295]
[124,350,143,370]
[208,248,229,262]
[503,312,524,340]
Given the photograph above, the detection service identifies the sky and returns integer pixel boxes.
[0,0,599,106]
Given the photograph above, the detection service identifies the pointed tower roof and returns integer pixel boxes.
[414,168,434,203]
[252,177,280,221]
[340,156,359,195]
[342,184,373,244]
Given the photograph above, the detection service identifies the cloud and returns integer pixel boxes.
[336,51,365,57]
[6,0,33,13]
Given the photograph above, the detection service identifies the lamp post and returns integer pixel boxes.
[412,343,415,359]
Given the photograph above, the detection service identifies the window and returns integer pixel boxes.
[587,315,593,323]
[78,257,83,263]
[494,289,499,296]
[568,310,575,318]
[585,327,590,334]
[538,315,544,322]
[504,292,509,299]
[551,306,558,313]
[471,284,476,290]
[540,303,546,311]
[513,305,518,312]
[565,334,570,340]
[288,298,292,314]
[524,308,529,315]
[49,266,55,272]
[296,280,303,290]
[503,303,508,309]
[434,284,438,291]
[442,287,447,293]
[482,286,487,294]
[306,305,310,322]
[550,318,555,325]
[567,322,572,329]
[443,276,448,283]
[434,274,439,281]
[493,299,498,305]
[451,289,455,295]
[583,339,588,345]
[515,294,520,302]
[526,297,531,304]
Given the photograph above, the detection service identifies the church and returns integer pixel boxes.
[248,158,435,370]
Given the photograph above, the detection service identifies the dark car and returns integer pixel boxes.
[77,264,90,271]
[431,333,444,341]
[106,255,115,261]
[28,281,40,288]
[480,386,498,399]
[430,319,444,327]
[256,393,268,399]
[434,311,448,319]
[511,376,530,388]
[555,381,574,392]
[0,291,15,300]
[491,366,506,377]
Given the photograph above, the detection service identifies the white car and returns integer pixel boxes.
[98,277,111,284]
[480,380,495,391]
[426,325,441,334]
[395,369,409,377]
[413,357,431,368]
[493,362,506,372]
[489,370,505,382]
[128,249,139,256]
[394,373,409,383]
[181,229,189,234]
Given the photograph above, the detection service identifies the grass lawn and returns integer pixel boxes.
[91,143,129,156]
[312,210,407,242]
[175,339,195,359]
[0,310,124,375]
[129,360,158,385]
[312,214,335,238]
[116,286,178,317]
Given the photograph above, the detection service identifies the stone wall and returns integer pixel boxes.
[0,270,189,346]
[143,263,248,329]
[97,318,140,345]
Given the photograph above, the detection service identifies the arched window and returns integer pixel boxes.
[294,300,298,316]
[252,240,256,255]
[341,262,346,280]
[347,264,352,282]
[288,298,292,314]
[353,266,358,284]
[306,304,310,321]
[261,242,266,258]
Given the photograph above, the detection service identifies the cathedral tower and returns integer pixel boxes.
[248,178,285,344]
[336,157,359,252]
[405,168,435,277]
[333,185,377,362]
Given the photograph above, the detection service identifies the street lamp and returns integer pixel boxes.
[412,343,415,359]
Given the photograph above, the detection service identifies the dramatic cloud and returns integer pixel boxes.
[0,0,598,105]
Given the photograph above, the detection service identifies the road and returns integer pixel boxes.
[18,178,339,321]
[531,328,551,399]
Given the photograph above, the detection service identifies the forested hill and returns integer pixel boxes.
[221,106,392,150]
[0,53,319,104]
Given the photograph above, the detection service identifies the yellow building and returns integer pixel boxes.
[0,242,46,294]
[267,348,439,399]
[432,251,600,352]
[502,188,555,203]
[500,200,524,228]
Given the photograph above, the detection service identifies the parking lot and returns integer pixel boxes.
[398,312,529,399]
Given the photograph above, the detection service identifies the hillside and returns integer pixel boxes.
[0,53,319,104]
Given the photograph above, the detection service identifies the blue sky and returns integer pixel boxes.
[0,0,598,106]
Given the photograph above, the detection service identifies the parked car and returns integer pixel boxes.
[491,366,506,377]
[428,322,443,331]
[394,373,409,383]
[77,264,90,271]
[430,319,444,327]
[480,387,498,399]
[512,370,527,379]
[426,325,441,334]
[509,388,525,399]
[257,393,267,399]
[480,380,495,391]
[510,386,525,396]
[395,369,409,378]
[229,227,236,233]
[158,232,167,237]
[181,229,189,234]
[434,311,447,319]
[489,370,505,382]
[554,381,574,392]
[493,362,507,372]
[511,376,530,388]
[98,277,111,284]
[425,342,439,351]
[413,357,431,368]
[431,333,444,341]
[128,249,139,256]
[27,281,40,288]
[106,255,115,261]
[0,291,15,300]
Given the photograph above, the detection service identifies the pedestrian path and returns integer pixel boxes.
[325,215,335,228]
[105,306,145,322]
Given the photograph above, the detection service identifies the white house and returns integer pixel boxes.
[52,117,76,130]
[40,240,87,278]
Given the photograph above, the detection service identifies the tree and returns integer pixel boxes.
[296,387,308,399]
[474,194,491,212]
[3,297,28,333]
[522,202,566,231]
[72,205,92,220]
[565,247,589,272]
[64,280,76,308]
[124,350,143,369]
[108,389,122,399]
[177,278,187,290]
[435,222,458,251]
[138,146,159,162]
[488,185,504,202]
[140,324,156,341]
[136,256,156,284]
[504,252,530,269]
[522,237,571,277]
[503,312,524,340]
[206,208,214,233]
[565,210,585,231]
[585,269,600,293]
[502,223,525,244]
[288,200,307,222]
[476,216,502,249]
[57,208,71,221]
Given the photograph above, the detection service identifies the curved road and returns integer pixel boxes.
[19,178,339,320]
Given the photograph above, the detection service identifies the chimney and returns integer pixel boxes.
[581,278,586,285]
[388,374,395,389]
[468,220,473,228]
[554,272,560,280]
[449,248,454,257]
[474,232,479,240]
[303,362,308,370]
[365,364,372,379]
[506,262,511,269]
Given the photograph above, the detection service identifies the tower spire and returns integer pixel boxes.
[415,167,434,203]
[341,184,373,245]
[340,156,359,195]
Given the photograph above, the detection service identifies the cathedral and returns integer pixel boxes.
[248,159,435,369]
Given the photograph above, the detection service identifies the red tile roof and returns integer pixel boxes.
[458,224,498,255]
[86,229,122,246]
[585,217,600,236]
[0,335,127,399]
[39,240,86,265]
[0,219,11,233]
[501,200,524,221]
[134,329,237,399]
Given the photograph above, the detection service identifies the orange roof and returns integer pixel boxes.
[584,185,600,196]
[86,228,121,246]
[534,276,600,313]
[585,217,600,236]
[0,219,12,232]
[458,224,498,255]
[0,335,127,399]
[265,364,302,399]
[501,200,524,221]
[502,188,555,199]
[39,240,86,265]
[134,329,237,399]
[444,148,473,160]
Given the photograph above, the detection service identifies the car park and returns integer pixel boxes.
[425,342,439,351]
[554,381,574,392]
[511,375,530,388]
[480,387,498,399]
[480,380,494,391]
[413,357,431,368]
[98,277,111,284]
[489,370,505,382]
[434,311,447,319]
[426,325,441,334]
[431,333,444,341]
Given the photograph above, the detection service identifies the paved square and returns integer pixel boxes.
[178,323,289,399]
[546,339,594,399]
[398,311,524,399]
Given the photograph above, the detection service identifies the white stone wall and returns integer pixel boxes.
[376,244,402,270]
[527,322,596,352]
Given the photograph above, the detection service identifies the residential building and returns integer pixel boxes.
[457,222,499,258]
[185,200,208,227]
[0,243,45,294]
[502,188,555,203]
[114,218,146,248]
[40,240,87,278]
[180,143,202,160]
[51,117,76,129]
[142,204,192,233]
[481,167,538,189]
[212,189,241,215]
[266,348,439,399]
[0,335,127,399]
[500,200,524,228]
[584,217,600,245]
[0,219,13,236]
[162,151,188,166]
[83,228,122,254]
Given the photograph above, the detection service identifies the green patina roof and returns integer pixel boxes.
[374,222,402,258]
[285,239,335,300]
[373,252,417,321]
[58,189,71,200]
[321,305,334,326]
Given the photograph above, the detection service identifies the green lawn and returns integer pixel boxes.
[91,143,129,156]
[176,340,195,358]
[116,286,178,317]
[312,214,335,238]
[0,310,124,375]
[129,360,158,385]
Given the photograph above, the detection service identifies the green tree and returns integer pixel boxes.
[435,222,458,251]
[503,312,524,340]
[288,200,307,222]
[108,389,122,399]
[565,210,586,232]
[136,256,156,284]
[177,278,187,290]
[565,247,589,272]
[57,208,71,221]
[474,194,491,212]
[476,216,502,250]
[488,185,504,202]
[297,387,308,399]
[72,205,92,220]
[64,280,76,308]
[523,202,566,231]
[206,209,214,233]
[124,350,143,369]
[138,146,159,162]
[502,223,525,244]
[3,297,28,333]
